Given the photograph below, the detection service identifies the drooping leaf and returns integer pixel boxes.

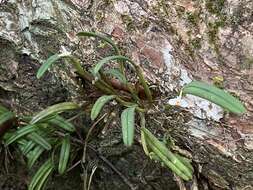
[77,31,120,54]
[121,106,136,147]
[30,102,79,124]
[93,55,132,76]
[0,111,15,126]
[27,132,52,150]
[27,146,45,169]
[183,81,246,114]
[141,127,193,181]
[104,69,127,84]
[28,159,54,190]
[48,115,76,132]
[58,135,71,174]
[37,53,71,79]
[91,95,115,120]
[5,125,38,146]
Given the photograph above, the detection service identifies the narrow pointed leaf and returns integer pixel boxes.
[48,115,76,132]
[37,53,71,79]
[93,55,132,76]
[27,146,45,169]
[183,81,246,114]
[5,125,38,146]
[104,69,127,84]
[141,127,193,180]
[91,95,115,120]
[58,135,71,174]
[77,31,120,54]
[0,111,14,125]
[30,102,79,124]
[121,106,136,147]
[0,104,9,113]
[28,159,54,190]
[27,132,52,150]
[22,140,36,155]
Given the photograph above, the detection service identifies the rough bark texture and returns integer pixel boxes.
[0,0,253,189]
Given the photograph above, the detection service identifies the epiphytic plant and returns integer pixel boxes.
[1,31,246,189]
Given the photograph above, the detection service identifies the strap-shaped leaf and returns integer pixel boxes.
[141,127,193,180]
[121,106,136,147]
[28,159,54,190]
[58,135,71,174]
[0,111,14,126]
[0,104,9,113]
[5,125,38,146]
[30,102,79,124]
[77,31,120,55]
[104,69,127,84]
[183,81,246,114]
[27,132,52,150]
[91,95,115,120]
[22,140,36,155]
[93,55,132,76]
[37,53,71,79]
[27,146,45,169]
[48,115,76,132]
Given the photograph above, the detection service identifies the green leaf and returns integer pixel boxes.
[30,102,79,124]
[0,104,9,113]
[93,55,132,76]
[183,81,246,114]
[27,146,45,169]
[21,140,36,155]
[141,127,193,181]
[27,132,52,150]
[58,135,71,174]
[0,111,14,126]
[48,115,76,132]
[121,106,136,147]
[104,69,127,84]
[28,159,54,190]
[37,53,71,79]
[77,31,120,54]
[5,125,38,146]
[91,95,115,120]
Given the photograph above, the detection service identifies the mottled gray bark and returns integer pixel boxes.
[0,0,253,189]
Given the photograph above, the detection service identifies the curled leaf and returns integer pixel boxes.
[30,102,79,124]
[58,135,71,174]
[183,81,246,114]
[91,95,115,120]
[121,106,136,147]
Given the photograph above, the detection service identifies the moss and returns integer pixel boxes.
[121,15,135,31]
[186,11,200,26]
[205,0,225,15]
[190,38,202,49]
